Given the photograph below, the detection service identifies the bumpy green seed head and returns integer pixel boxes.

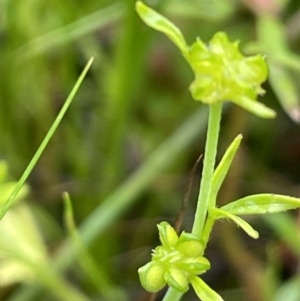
[136,1,276,119]
[188,32,268,106]
[138,262,166,292]
[138,222,211,293]
[164,266,189,292]
[176,232,204,257]
[158,221,178,250]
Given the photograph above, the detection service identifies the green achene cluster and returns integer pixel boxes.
[138,222,210,293]
[188,32,267,105]
[136,0,276,119]
[138,222,224,300]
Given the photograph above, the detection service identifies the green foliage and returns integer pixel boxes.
[136,2,300,301]
[1,1,300,301]
[210,134,242,203]
[221,194,300,215]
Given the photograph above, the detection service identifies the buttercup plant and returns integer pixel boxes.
[136,2,300,301]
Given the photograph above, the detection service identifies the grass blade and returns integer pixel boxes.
[0,57,94,220]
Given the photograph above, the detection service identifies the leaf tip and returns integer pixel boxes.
[235,133,243,142]
[135,1,146,15]
[251,230,259,239]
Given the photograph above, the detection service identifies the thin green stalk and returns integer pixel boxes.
[192,102,222,237]
[162,103,222,301]
[63,193,126,301]
[162,287,184,301]
[201,213,215,248]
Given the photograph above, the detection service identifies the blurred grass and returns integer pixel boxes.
[1,0,300,300]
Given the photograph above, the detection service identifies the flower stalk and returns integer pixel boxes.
[135,2,300,301]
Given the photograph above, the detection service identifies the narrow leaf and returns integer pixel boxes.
[274,52,300,73]
[268,62,300,123]
[0,57,94,220]
[62,193,120,300]
[230,96,276,119]
[0,161,8,184]
[210,134,243,204]
[0,182,29,206]
[273,274,300,301]
[263,213,300,256]
[190,275,224,301]
[257,14,287,55]
[221,194,300,215]
[211,208,259,239]
[135,1,189,57]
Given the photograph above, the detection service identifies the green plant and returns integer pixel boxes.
[135,2,300,301]
[1,2,300,300]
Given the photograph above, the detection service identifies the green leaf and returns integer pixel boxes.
[0,182,29,206]
[211,208,259,239]
[0,57,94,220]
[0,161,8,184]
[230,96,276,119]
[221,194,300,215]
[273,52,300,73]
[263,213,300,256]
[256,14,300,122]
[257,14,287,55]
[210,134,243,204]
[135,1,189,57]
[190,275,224,301]
[268,62,300,123]
[165,0,235,22]
[273,274,300,301]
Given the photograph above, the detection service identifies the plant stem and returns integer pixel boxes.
[162,103,222,301]
[192,102,222,237]
[162,286,184,301]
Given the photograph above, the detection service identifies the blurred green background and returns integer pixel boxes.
[0,0,300,300]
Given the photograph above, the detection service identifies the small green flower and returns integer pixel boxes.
[138,222,210,293]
